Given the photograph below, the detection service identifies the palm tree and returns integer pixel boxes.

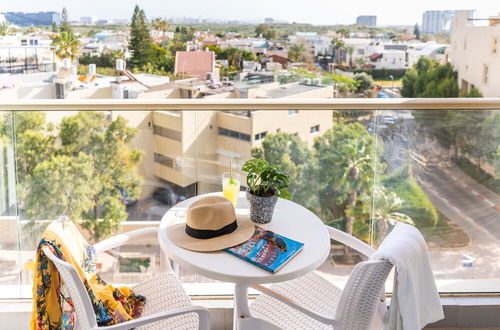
[354,187,414,245]
[336,28,350,39]
[0,22,8,36]
[329,135,374,255]
[227,49,243,68]
[288,43,305,62]
[346,46,354,70]
[331,38,345,66]
[151,18,170,34]
[51,31,81,60]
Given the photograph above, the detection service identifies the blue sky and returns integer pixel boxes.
[2,0,499,25]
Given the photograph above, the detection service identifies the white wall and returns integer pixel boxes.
[450,11,500,97]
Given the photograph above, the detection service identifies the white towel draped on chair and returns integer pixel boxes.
[371,222,444,330]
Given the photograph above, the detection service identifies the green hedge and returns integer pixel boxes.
[383,168,439,228]
[456,157,500,194]
[352,68,407,80]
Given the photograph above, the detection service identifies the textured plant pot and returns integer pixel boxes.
[246,189,278,224]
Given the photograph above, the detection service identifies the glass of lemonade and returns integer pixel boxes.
[222,172,241,207]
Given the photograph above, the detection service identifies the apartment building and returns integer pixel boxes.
[450,11,500,97]
[143,81,335,195]
[356,15,377,27]
[422,10,456,34]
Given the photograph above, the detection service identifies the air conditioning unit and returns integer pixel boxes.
[303,78,311,85]
[313,78,321,86]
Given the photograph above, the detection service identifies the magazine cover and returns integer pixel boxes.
[224,227,304,273]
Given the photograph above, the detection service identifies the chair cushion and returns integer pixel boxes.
[250,271,342,330]
[133,273,199,330]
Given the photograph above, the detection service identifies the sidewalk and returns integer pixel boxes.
[442,165,500,212]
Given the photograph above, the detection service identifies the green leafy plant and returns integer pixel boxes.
[242,158,290,198]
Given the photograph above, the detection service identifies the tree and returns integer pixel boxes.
[60,7,72,33]
[352,186,414,244]
[336,28,350,38]
[51,31,81,60]
[331,38,345,65]
[151,18,170,34]
[23,153,97,222]
[413,23,421,39]
[129,5,153,68]
[253,133,318,210]
[0,22,9,36]
[12,112,143,242]
[314,123,379,252]
[401,57,458,98]
[51,22,59,33]
[346,46,354,70]
[288,43,306,62]
[58,112,143,240]
[353,72,374,95]
[255,24,277,40]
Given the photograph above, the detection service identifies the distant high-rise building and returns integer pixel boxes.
[2,11,60,26]
[356,15,377,26]
[80,16,97,24]
[264,17,274,24]
[421,10,459,34]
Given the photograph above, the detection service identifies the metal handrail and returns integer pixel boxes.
[1,98,500,111]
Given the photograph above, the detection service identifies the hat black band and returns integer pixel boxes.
[185,220,238,239]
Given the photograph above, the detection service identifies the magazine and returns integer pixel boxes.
[224,227,304,273]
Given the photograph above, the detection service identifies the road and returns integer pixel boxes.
[374,111,500,279]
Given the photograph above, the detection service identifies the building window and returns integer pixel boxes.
[310,125,320,134]
[288,110,299,116]
[154,152,174,168]
[153,125,181,141]
[483,64,489,84]
[218,127,250,142]
[492,38,498,55]
[254,131,267,141]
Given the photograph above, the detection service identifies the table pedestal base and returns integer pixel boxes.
[233,283,281,330]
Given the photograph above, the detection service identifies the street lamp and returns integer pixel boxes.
[388,75,394,90]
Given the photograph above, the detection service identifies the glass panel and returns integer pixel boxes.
[3,108,500,297]
[0,112,21,298]
[372,109,500,293]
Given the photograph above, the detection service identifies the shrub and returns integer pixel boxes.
[383,167,439,228]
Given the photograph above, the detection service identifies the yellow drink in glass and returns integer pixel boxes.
[222,172,241,207]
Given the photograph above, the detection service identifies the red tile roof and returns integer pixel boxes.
[175,51,215,79]
[369,53,383,61]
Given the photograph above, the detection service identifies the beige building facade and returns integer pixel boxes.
[450,11,500,97]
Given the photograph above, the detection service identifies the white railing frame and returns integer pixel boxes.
[1,98,500,111]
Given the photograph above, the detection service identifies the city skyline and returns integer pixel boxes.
[1,0,498,26]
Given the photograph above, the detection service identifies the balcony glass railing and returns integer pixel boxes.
[0,99,499,298]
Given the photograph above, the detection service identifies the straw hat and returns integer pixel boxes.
[167,196,255,252]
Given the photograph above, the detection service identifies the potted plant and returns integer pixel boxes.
[242,158,290,224]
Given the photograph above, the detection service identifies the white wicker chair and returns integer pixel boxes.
[42,227,210,330]
[248,226,393,330]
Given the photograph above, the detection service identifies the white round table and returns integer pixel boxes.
[158,192,330,329]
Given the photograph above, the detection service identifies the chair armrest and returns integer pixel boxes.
[250,284,338,327]
[99,305,210,330]
[327,225,375,258]
[93,227,158,253]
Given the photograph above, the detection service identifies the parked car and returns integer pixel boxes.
[153,187,186,206]
[116,186,138,206]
